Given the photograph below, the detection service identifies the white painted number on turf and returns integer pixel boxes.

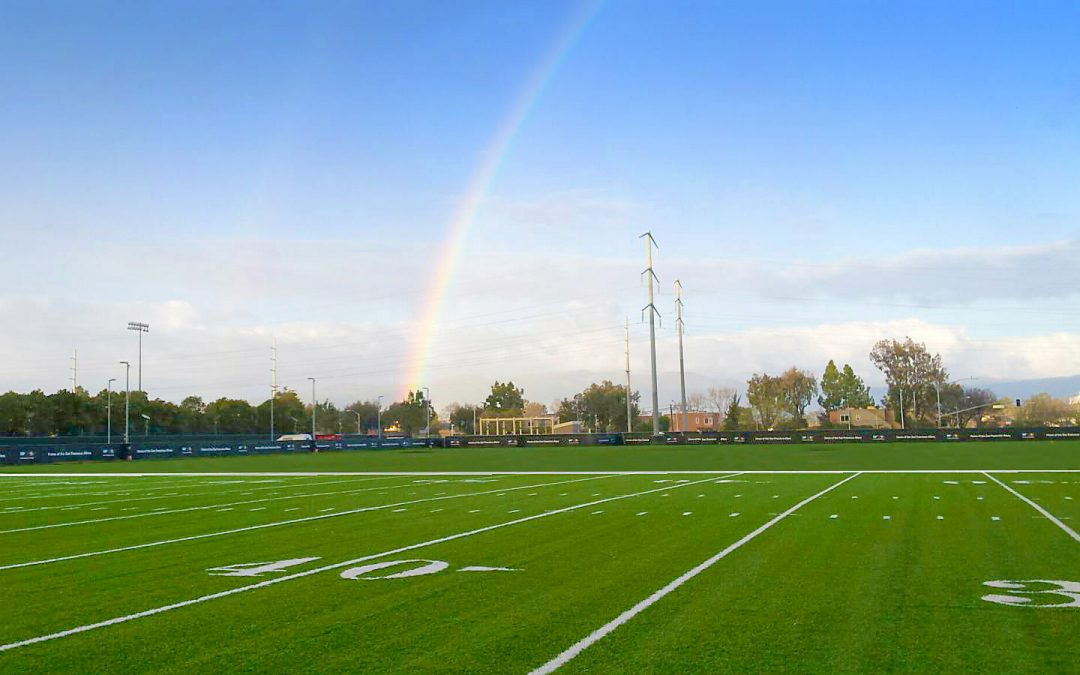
[982,580,1080,608]
[207,557,321,578]
[338,559,521,581]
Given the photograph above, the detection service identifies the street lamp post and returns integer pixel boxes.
[119,361,131,451]
[377,395,384,442]
[352,410,362,434]
[307,378,316,439]
[126,322,149,392]
[422,387,431,437]
[107,378,116,444]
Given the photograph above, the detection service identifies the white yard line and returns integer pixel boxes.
[0,473,744,652]
[0,475,622,572]
[529,472,862,675]
[0,475,400,507]
[0,477,515,535]
[2,469,1079,478]
[983,472,1080,543]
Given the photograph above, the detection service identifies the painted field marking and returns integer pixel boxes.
[0,476,404,514]
[529,472,861,674]
[729,512,740,518]
[0,473,744,652]
[4,469,1080,479]
[984,472,1080,544]
[992,516,1001,521]
[636,512,647,516]
[0,475,622,573]
[682,512,692,516]
[0,477,507,535]
[883,516,891,520]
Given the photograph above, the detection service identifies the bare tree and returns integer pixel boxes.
[687,392,707,412]
[706,386,735,419]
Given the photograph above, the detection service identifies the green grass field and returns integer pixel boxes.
[1,442,1078,672]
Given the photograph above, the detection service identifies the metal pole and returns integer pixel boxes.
[353,411,361,434]
[107,378,115,444]
[423,387,431,437]
[624,317,632,433]
[377,395,384,442]
[120,361,130,444]
[270,340,277,441]
[307,378,316,437]
[71,348,77,393]
[675,280,688,434]
[899,387,905,430]
[639,232,661,435]
[933,381,942,428]
[126,322,149,393]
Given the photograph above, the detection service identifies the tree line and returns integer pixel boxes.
[2,336,1078,436]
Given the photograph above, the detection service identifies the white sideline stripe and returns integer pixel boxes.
[0,477,500,535]
[0,476,403,513]
[0,475,380,503]
[0,475,621,572]
[2,469,1079,478]
[0,473,744,652]
[983,472,1080,544]
[529,472,861,675]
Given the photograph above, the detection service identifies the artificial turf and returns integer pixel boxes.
[0,446,1078,672]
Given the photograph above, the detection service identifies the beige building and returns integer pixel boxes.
[828,407,892,429]
[639,411,722,432]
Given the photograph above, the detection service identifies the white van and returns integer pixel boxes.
[276,433,313,442]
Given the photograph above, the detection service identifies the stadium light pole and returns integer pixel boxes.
[352,410,362,434]
[119,362,131,444]
[307,377,316,438]
[126,321,149,392]
[674,280,688,434]
[107,378,116,444]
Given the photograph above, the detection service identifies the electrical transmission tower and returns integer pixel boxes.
[639,232,661,435]
[675,279,687,433]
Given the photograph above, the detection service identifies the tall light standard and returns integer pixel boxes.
[377,395,384,442]
[119,362,131,444]
[422,387,431,437]
[126,322,149,392]
[107,378,116,444]
[307,377,316,438]
[141,413,150,437]
[352,410,362,434]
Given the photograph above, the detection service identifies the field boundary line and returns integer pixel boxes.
[0,476,508,535]
[983,472,1080,544]
[0,475,619,572]
[0,476,408,514]
[2,469,1079,478]
[529,471,862,675]
[0,473,743,652]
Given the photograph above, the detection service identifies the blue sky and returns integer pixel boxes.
[2,1,1079,408]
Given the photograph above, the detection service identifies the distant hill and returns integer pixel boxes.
[980,375,1080,401]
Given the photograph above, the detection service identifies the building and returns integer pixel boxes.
[827,407,892,429]
[639,410,722,432]
[478,415,558,435]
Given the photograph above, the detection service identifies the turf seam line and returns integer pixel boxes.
[0,475,620,573]
[983,472,1080,543]
[0,473,742,652]
[528,471,862,675]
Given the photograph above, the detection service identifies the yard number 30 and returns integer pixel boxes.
[982,580,1080,608]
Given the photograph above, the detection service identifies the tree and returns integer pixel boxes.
[483,381,525,415]
[385,390,435,435]
[818,361,844,411]
[706,386,735,424]
[840,365,874,409]
[746,374,785,429]
[445,402,481,434]
[1016,393,1075,427]
[687,392,707,413]
[522,401,548,418]
[937,385,997,427]
[780,367,817,427]
[564,381,639,432]
[869,337,947,425]
[723,394,744,431]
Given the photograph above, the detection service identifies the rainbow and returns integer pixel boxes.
[400,0,604,398]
